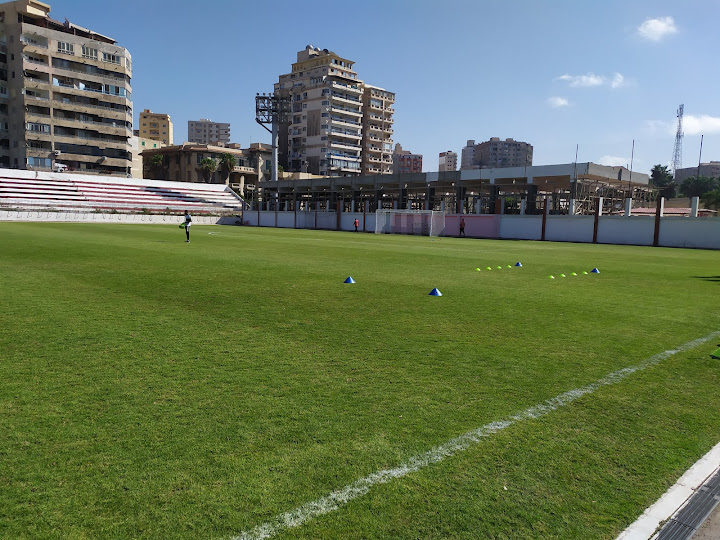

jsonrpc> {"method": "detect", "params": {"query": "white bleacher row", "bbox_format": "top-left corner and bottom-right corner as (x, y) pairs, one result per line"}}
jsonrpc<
(0, 169), (246, 214)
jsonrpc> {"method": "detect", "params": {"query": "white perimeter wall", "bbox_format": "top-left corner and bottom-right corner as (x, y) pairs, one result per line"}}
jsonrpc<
(3, 209), (719, 250)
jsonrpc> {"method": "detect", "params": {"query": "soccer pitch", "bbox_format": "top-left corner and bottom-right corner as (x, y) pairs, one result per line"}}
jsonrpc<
(2, 222), (720, 539)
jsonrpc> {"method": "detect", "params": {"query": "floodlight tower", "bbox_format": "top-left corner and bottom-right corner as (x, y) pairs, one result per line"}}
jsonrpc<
(255, 92), (290, 182)
(671, 104), (684, 175)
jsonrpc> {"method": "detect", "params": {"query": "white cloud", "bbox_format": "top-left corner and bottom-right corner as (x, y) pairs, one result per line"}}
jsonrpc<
(598, 155), (629, 167)
(683, 115), (720, 135)
(610, 73), (625, 89)
(556, 72), (626, 89)
(637, 17), (678, 41)
(557, 73), (604, 87)
(547, 96), (569, 108)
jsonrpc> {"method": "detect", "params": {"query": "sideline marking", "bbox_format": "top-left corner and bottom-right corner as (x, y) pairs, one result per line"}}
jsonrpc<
(232, 332), (720, 540)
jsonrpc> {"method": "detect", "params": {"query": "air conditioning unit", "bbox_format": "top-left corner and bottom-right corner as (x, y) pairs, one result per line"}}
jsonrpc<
(53, 150), (61, 156)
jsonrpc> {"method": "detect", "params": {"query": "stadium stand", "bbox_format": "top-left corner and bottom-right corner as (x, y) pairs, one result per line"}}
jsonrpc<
(0, 169), (246, 214)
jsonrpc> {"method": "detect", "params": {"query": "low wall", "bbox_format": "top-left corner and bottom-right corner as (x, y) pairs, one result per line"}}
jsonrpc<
(4, 209), (718, 250)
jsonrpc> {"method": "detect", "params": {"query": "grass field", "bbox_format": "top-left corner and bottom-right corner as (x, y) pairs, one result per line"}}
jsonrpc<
(2, 222), (720, 539)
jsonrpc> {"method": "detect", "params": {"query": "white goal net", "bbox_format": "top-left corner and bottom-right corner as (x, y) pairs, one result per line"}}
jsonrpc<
(375, 210), (445, 237)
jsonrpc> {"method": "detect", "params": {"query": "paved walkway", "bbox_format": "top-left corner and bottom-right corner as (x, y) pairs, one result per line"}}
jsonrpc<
(617, 442), (720, 540)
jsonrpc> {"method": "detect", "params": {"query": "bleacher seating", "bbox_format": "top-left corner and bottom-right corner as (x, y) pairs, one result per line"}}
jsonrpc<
(0, 169), (246, 214)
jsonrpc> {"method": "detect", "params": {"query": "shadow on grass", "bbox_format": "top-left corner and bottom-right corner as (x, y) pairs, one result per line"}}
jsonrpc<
(692, 276), (720, 284)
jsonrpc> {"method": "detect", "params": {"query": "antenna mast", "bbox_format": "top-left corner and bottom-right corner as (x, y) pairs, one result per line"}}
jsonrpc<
(671, 104), (684, 175)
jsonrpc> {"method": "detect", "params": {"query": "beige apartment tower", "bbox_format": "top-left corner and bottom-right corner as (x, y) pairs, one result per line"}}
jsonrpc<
(274, 45), (394, 177)
(439, 151), (457, 172)
(187, 119), (230, 145)
(139, 109), (172, 145)
(0, 0), (133, 175)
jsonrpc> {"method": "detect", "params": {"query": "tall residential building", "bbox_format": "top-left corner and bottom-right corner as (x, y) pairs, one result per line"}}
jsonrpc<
(392, 143), (422, 174)
(438, 151), (457, 172)
(470, 137), (533, 169)
(139, 109), (172, 145)
(187, 119), (230, 145)
(0, 0), (133, 175)
(460, 139), (476, 170)
(274, 45), (394, 177)
(361, 84), (394, 175)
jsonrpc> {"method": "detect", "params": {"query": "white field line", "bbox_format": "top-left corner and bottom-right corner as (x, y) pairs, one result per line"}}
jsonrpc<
(232, 331), (720, 540)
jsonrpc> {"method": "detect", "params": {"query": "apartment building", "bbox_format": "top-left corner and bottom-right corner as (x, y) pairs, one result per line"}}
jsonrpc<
(462, 138), (533, 169)
(674, 162), (720, 182)
(274, 45), (394, 177)
(392, 143), (422, 174)
(362, 84), (394, 175)
(139, 108), (172, 145)
(460, 140), (476, 170)
(438, 151), (457, 172)
(187, 118), (230, 145)
(0, 0), (133, 175)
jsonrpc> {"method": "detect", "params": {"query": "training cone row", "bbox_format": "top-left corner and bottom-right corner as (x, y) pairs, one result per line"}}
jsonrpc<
(549, 268), (600, 279)
(476, 262), (522, 271)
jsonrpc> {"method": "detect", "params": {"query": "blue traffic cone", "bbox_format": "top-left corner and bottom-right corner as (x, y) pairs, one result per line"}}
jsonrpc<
(429, 288), (442, 296)
(344, 276), (355, 284)
(591, 268), (600, 274)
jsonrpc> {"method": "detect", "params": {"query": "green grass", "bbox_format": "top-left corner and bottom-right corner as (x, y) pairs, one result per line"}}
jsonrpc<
(1, 222), (720, 539)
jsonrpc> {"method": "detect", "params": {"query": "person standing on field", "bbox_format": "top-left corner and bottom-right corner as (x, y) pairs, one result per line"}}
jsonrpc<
(354, 218), (359, 232)
(459, 217), (466, 237)
(183, 210), (192, 242)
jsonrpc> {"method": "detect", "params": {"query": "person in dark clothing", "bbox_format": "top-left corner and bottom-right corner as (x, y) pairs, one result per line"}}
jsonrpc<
(459, 218), (466, 237)
(182, 211), (192, 242)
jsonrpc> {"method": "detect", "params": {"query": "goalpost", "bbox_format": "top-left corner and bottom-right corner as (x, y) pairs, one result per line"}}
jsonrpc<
(375, 209), (445, 237)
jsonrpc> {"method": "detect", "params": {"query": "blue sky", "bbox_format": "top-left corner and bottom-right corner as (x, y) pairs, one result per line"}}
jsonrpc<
(51, 0), (719, 174)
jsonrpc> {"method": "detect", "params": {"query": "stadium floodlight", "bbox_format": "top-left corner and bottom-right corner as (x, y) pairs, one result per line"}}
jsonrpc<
(375, 209), (445, 237)
(255, 92), (290, 183)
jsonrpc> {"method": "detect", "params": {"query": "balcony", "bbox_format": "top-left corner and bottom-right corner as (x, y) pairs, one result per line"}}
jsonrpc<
(329, 116), (360, 127)
(329, 151), (360, 161)
(330, 105), (362, 117)
(330, 140), (361, 152)
(332, 81), (362, 94)
(330, 128), (361, 139)
(331, 92), (361, 104)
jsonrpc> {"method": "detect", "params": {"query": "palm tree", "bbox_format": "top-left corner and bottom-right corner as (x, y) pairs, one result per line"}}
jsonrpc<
(218, 153), (237, 185)
(198, 157), (218, 183)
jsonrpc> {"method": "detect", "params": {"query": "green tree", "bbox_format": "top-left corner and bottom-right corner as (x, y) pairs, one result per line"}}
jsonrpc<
(198, 157), (218, 183)
(218, 153), (237, 184)
(649, 164), (676, 198)
(679, 175), (719, 198)
(700, 189), (720, 210)
(148, 153), (166, 180)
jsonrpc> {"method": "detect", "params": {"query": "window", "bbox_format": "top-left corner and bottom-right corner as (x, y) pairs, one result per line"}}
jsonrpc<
(82, 45), (98, 60)
(322, 100), (329, 106)
(57, 42), (74, 55)
(302, 104), (307, 109)
(321, 113), (329, 117)
(26, 122), (50, 133)
(102, 52), (121, 64)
